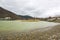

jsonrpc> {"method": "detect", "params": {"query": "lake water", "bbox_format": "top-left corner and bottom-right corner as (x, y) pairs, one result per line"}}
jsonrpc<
(0, 21), (59, 31)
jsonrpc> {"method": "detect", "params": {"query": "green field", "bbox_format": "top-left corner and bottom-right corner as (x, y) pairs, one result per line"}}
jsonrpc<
(0, 20), (58, 32)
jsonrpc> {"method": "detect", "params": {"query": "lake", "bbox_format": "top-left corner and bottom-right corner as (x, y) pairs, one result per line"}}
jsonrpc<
(0, 21), (59, 32)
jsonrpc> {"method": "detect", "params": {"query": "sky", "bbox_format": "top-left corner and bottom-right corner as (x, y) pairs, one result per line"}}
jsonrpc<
(0, 0), (60, 18)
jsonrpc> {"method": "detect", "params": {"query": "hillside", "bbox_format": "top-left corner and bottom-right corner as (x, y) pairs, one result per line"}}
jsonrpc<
(0, 7), (21, 20)
(0, 7), (34, 20)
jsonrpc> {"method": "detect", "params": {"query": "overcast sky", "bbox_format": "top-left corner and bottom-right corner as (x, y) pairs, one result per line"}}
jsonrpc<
(0, 0), (60, 18)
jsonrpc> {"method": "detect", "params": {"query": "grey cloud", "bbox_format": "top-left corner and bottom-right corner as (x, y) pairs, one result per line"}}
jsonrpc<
(0, 0), (60, 18)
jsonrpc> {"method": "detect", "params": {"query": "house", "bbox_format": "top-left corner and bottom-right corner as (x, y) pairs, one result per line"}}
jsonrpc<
(0, 17), (11, 20)
(4, 17), (11, 20)
(47, 17), (57, 21)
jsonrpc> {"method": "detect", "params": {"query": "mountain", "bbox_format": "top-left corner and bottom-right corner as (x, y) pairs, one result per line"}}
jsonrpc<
(0, 7), (33, 20)
(18, 15), (33, 20)
(0, 7), (21, 20)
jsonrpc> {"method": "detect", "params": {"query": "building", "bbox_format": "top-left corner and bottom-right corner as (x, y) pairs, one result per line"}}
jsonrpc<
(4, 17), (11, 20)
(0, 17), (11, 20)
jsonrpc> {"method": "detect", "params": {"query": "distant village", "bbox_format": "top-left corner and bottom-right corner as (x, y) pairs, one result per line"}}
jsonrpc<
(40, 16), (60, 22)
(47, 17), (60, 21)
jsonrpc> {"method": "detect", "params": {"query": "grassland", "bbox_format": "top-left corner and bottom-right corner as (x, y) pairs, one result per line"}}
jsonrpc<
(0, 20), (60, 40)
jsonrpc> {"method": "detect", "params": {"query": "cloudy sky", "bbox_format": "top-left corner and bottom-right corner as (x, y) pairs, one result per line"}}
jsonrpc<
(0, 0), (60, 18)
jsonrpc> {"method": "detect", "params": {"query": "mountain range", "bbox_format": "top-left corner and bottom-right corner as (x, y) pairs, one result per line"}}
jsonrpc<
(0, 7), (33, 20)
